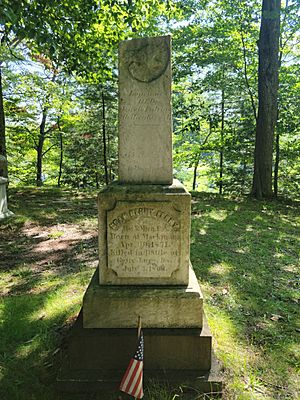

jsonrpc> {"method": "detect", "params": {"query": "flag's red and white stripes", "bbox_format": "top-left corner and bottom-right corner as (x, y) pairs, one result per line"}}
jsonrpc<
(119, 358), (143, 398)
(119, 332), (144, 398)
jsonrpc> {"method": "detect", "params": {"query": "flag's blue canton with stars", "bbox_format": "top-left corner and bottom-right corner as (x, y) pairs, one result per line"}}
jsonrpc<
(134, 333), (143, 361)
(119, 332), (144, 398)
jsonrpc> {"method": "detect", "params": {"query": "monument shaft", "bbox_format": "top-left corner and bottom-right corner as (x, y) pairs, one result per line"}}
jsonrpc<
(118, 35), (173, 184)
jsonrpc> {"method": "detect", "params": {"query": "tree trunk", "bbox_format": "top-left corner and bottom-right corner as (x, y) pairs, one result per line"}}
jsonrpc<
(219, 88), (225, 195)
(252, 0), (281, 199)
(58, 126), (63, 187)
(36, 109), (47, 186)
(0, 64), (7, 178)
(107, 122), (112, 181)
(192, 154), (200, 190)
(102, 91), (109, 185)
(274, 127), (280, 197)
(273, 1), (286, 197)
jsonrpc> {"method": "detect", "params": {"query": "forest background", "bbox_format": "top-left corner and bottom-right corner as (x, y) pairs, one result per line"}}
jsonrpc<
(1, 0), (299, 199)
(0, 2), (299, 399)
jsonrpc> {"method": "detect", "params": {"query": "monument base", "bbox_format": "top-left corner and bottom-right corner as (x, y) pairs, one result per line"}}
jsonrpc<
(0, 177), (14, 220)
(0, 209), (14, 220)
(98, 180), (191, 286)
(57, 311), (223, 397)
(83, 267), (203, 328)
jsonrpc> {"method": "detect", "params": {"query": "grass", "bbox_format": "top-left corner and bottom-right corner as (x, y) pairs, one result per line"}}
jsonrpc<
(190, 192), (299, 400)
(0, 187), (299, 399)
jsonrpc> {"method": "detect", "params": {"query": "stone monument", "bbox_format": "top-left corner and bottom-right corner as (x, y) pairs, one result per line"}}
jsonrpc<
(0, 156), (14, 220)
(58, 36), (222, 396)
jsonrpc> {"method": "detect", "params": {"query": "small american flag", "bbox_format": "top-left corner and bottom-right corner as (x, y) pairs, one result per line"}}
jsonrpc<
(119, 332), (144, 399)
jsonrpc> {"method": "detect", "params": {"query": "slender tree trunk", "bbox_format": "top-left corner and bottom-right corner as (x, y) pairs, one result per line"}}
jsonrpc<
(274, 127), (280, 196)
(192, 119), (213, 191)
(0, 64), (7, 178)
(107, 124), (112, 181)
(192, 154), (200, 190)
(241, 31), (257, 122)
(273, 0), (286, 197)
(252, 0), (281, 199)
(219, 88), (225, 195)
(95, 172), (99, 189)
(57, 123), (63, 187)
(242, 157), (247, 194)
(102, 91), (109, 185)
(36, 109), (47, 186)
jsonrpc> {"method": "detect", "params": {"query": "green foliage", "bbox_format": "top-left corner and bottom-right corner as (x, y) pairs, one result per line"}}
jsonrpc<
(1, 0), (299, 194)
(171, 0), (299, 198)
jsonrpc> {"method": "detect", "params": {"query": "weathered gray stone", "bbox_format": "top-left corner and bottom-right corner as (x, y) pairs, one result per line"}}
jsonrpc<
(83, 267), (203, 329)
(58, 34), (221, 397)
(0, 177), (14, 220)
(98, 179), (190, 285)
(0, 155), (7, 178)
(118, 35), (173, 184)
(58, 312), (223, 396)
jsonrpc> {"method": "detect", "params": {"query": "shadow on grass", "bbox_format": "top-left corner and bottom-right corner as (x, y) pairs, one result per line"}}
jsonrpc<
(0, 285), (80, 400)
(190, 192), (299, 398)
(0, 187), (99, 400)
(6, 186), (98, 226)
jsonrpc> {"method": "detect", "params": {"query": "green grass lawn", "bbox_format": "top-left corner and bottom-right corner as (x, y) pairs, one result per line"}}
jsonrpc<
(0, 187), (299, 400)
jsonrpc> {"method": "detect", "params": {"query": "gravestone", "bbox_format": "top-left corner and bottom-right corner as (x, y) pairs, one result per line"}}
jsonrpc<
(58, 36), (222, 396)
(0, 156), (14, 220)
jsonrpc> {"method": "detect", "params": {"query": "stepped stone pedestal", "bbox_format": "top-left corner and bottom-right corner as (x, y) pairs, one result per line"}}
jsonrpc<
(58, 35), (222, 397)
(83, 266), (203, 329)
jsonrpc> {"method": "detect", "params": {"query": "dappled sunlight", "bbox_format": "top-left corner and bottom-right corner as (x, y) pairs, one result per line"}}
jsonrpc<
(0, 188), (101, 399)
(191, 194), (299, 399)
(15, 336), (41, 360)
(208, 209), (228, 221)
(28, 291), (82, 324)
(206, 306), (256, 368)
(208, 262), (232, 276)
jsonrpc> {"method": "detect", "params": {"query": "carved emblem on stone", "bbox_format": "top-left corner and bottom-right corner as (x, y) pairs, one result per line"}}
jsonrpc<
(124, 37), (170, 83)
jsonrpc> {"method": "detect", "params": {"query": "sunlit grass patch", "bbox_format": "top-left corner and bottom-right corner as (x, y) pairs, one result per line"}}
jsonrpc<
(191, 194), (300, 399)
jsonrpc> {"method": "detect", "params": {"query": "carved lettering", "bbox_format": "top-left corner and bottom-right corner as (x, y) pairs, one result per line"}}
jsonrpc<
(107, 202), (181, 278)
(109, 207), (180, 231)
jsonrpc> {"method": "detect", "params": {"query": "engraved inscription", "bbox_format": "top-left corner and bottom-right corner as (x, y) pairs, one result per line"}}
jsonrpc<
(107, 202), (181, 278)
(120, 89), (170, 125)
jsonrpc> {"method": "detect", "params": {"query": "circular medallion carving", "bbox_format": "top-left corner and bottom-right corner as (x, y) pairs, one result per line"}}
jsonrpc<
(126, 39), (170, 83)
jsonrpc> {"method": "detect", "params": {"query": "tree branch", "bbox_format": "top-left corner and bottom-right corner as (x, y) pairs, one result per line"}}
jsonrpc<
(7, 46), (24, 62)
(22, 126), (38, 148)
(42, 144), (56, 157)
(200, 129), (213, 147)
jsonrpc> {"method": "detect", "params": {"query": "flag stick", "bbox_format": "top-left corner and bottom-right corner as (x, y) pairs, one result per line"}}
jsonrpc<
(135, 316), (142, 400)
(137, 315), (142, 339)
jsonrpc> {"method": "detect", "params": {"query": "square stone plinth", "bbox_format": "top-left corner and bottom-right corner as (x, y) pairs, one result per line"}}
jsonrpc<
(83, 267), (203, 329)
(98, 179), (191, 285)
